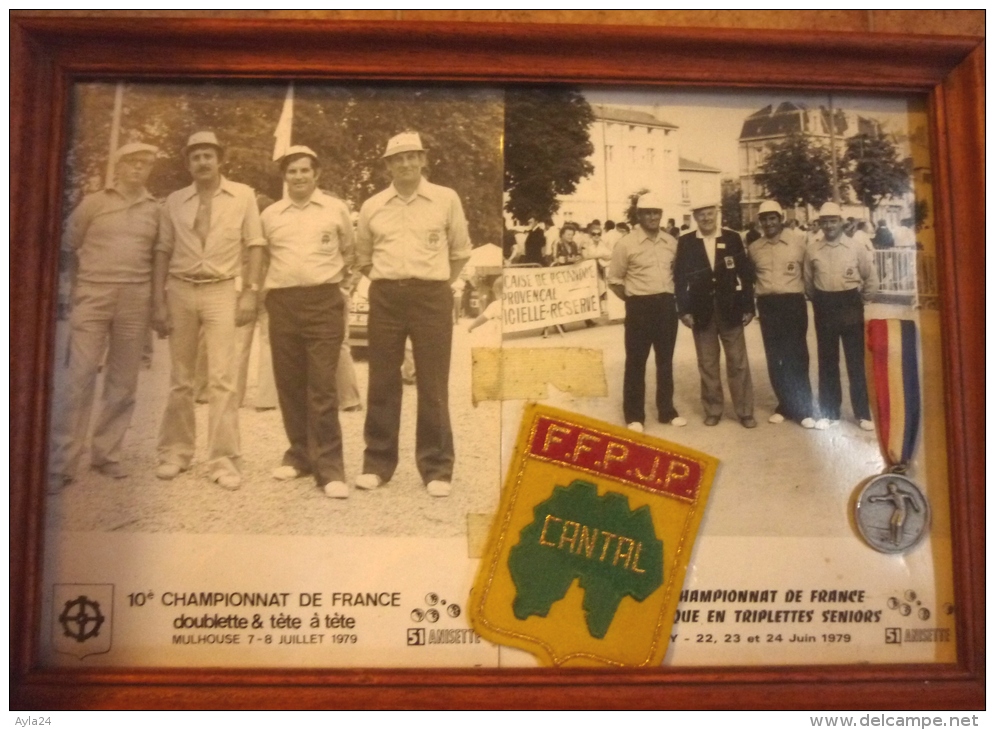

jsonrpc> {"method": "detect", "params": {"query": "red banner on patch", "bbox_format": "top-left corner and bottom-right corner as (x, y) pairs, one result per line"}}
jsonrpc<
(529, 415), (703, 501)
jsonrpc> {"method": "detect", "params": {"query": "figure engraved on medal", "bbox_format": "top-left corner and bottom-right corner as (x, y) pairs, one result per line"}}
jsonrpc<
(855, 474), (930, 554)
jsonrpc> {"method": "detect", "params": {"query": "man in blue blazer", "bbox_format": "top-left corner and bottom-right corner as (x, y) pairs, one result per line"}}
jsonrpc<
(675, 200), (757, 428)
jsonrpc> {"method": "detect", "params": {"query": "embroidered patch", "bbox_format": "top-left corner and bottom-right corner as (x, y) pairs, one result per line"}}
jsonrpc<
(724, 256), (735, 269)
(469, 404), (718, 667)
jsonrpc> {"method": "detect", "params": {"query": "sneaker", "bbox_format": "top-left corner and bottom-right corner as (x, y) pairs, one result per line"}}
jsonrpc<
(859, 419), (875, 431)
(768, 413), (785, 424)
(814, 418), (834, 430)
(354, 473), (383, 491)
(94, 462), (129, 479)
(212, 471), (241, 491)
(323, 481), (349, 499)
(800, 417), (817, 429)
(426, 480), (452, 497)
(669, 416), (687, 427)
(704, 415), (720, 427)
(627, 422), (644, 433)
(342, 404), (363, 412)
(155, 463), (182, 480)
(272, 465), (306, 481)
(740, 416), (758, 429)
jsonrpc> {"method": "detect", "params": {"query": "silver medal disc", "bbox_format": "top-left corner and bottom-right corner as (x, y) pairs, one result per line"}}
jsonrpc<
(854, 473), (930, 554)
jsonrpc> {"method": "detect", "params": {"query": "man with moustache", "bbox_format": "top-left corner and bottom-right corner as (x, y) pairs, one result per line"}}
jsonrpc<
(48, 142), (161, 491)
(804, 201), (879, 431)
(152, 131), (265, 490)
(353, 132), (470, 498)
(748, 200), (817, 429)
(675, 199), (757, 428)
(257, 146), (355, 498)
(606, 192), (686, 432)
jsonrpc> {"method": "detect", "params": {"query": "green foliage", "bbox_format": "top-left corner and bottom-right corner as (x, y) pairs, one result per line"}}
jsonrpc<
(842, 133), (911, 215)
(913, 199), (930, 232)
(721, 178), (743, 230)
(504, 87), (594, 225)
(755, 133), (838, 210)
(63, 82), (504, 245)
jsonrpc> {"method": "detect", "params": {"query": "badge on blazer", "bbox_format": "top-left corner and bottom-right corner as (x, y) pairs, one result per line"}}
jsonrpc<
(724, 256), (735, 269)
(469, 404), (718, 667)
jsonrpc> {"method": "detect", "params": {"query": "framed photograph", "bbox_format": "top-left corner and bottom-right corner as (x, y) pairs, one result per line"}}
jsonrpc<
(10, 17), (984, 709)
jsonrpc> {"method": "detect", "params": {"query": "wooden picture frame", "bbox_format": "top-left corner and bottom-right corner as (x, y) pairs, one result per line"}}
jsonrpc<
(10, 16), (984, 710)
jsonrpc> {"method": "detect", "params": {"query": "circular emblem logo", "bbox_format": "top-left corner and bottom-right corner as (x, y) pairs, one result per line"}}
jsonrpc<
(58, 595), (105, 643)
(854, 474), (930, 554)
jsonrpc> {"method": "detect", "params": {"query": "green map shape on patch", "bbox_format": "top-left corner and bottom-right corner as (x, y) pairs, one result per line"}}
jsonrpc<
(508, 480), (664, 639)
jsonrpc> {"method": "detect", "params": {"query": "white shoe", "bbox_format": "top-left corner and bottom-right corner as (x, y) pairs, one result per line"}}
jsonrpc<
(815, 418), (834, 430)
(670, 416), (687, 427)
(212, 471), (241, 491)
(800, 417), (816, 429)
(859, 419), (875, 431)
(323, 481), (349, 499)
(426, 480), (452, 497)
(354, 473), (383, 490)
(272, 465), (305, 481)
(768, 413), (785, 424)
(627, 422), (644, 433)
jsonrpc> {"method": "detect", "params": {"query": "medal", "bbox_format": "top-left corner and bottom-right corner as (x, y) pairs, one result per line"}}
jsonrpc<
(854, 319), (930, 553)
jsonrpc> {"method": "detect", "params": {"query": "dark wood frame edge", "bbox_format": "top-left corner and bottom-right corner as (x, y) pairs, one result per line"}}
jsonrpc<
(9, 17), (985, 710)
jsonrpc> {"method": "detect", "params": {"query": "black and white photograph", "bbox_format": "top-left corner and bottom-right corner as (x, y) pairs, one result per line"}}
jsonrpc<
(45, 81), (506, 540)
(40, 81), (955, 669)
(496, 87), (955, 666)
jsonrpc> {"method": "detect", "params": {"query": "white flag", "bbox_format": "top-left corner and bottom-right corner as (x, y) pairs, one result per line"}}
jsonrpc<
(272, 83), (294, 161)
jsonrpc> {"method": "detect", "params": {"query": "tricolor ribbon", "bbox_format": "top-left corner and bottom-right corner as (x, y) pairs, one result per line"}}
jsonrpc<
(865, 319), (921, 471)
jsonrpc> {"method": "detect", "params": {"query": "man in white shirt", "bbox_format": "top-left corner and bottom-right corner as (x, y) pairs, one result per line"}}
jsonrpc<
(353, 132), (471, 498)
(152, 131), (265, 490)
(258, 146), (356, 498)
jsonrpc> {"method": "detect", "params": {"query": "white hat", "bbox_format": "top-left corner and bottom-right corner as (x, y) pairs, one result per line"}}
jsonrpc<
(183, 131), (223, 157)
(113, 142), (158, 164)
(691, 198), (720, 212)
(757, 200), (784, 218)
(636, 191), (665, 210)
(382, 132), (425, 158)
(818, 202), (844, 219)
(279, 145), (319, 163)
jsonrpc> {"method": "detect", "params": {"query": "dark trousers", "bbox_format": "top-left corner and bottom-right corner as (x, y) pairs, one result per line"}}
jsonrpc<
(811, 288), (871, 421)
(364, 279), (454, 483)
(266, 284), (345, 485)
(756, 293), (813, 422)
(623, 293), (679, 424)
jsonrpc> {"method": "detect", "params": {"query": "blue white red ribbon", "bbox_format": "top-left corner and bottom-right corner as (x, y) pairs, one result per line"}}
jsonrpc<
(865, 319), (921, 469)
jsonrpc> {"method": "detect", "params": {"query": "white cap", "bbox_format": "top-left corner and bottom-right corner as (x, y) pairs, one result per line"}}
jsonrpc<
(382, 132), (425, 158)
(691, 197), (720, 212)
(818, 202), (844, 219)
(279, 145), (319, 164)
(636, 191), (664, 210)
(757, 200), (784, 218)
(113, 142), (158, 164)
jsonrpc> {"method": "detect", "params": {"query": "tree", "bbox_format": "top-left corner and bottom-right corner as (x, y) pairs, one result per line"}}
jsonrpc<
(61, 82), (505, 246)
(504, 88), (594, 225)
(842, 133), (911, 216)
(721, 178), (743, 231)
(755, 133), (838, 210)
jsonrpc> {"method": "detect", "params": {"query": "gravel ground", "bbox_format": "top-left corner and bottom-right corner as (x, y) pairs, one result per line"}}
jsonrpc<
(46, 320), (503, 537)
(47, 301), (943, 541)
